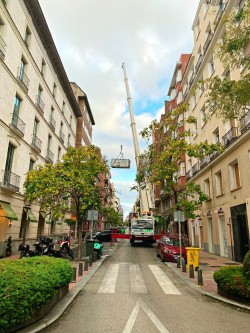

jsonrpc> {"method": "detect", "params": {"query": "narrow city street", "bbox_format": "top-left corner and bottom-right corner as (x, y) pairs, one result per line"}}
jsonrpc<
(41, 241), (250, 333)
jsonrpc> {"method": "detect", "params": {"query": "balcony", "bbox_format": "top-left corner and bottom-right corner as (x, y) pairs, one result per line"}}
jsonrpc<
(49, 115), (56, 131)
(214, 3), (225, 28)
(10, 113), (25, 137)
(222, 127), (238, 147)
(45, 149), (54, 164)
(195, 54), (203, 72)
(203, 31), (213, 55)
(59, 130), (65, 143)
(0, 170), (20, 192)
(200, 155), (210, 169)
(240, 108), (250, 133)
(17, 67), (30, 92)
(36, 95), (45, 114)
(31, 134), (42, 153)
(0, 35), (7, 60)
(186, 169), (192, 181)
(210, 150), (219, 161)
(192, 162), (199, 176)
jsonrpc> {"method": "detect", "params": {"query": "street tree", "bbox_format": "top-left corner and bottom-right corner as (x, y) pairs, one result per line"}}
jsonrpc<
(25, 146), (108, 260)
(101, 207), (123, 228)
(137, 105), (223, 222)
(205, 3), (250, 120)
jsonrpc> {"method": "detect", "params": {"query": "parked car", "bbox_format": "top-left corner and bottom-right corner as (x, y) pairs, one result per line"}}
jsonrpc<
(93, 230), (112, 242)
(157, 235), (187, 262)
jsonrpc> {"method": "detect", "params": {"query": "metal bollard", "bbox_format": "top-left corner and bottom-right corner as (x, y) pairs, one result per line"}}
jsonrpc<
(89, 255), (93, 266)
(84, 258), (89, 271)
(197, 269), (203, 285)
(182, 258), (186, 272)
(93, 252), (97, 262)
(78, 262), (83, 276)
(177, 256), (181, 268)
(189, 264), (194, 278)
(72, 267), (77, 282)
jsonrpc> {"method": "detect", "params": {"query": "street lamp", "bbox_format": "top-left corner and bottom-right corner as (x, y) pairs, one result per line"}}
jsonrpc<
(22, 200), (31, 245)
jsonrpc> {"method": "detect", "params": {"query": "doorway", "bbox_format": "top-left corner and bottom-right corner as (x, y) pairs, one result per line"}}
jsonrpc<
(218, 215), (228, 258)
(207, 217), (214, 253)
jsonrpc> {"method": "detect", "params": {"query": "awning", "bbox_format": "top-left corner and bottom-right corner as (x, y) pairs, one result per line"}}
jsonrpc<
(0, 201), (18, 220)
(28, 210), (37, 222)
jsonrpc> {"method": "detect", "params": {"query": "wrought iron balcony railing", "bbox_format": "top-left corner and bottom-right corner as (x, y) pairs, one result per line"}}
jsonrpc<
(10, 113), (26, 137)
(45, 149), (54, 164)
(36, 95), (45, 113)
(222, 127), (238, 147)
(0, 35), (7, 60)
(186, 169), (192, 181)
(31, 134), (42, 152)
(0, 170), (20, 192)
(200, 155), (210, 169)
(192, 162), (199, 176)
(189, 72), (195, 88)
(214, 3), (225, 27)
(195, 54), (203, 72)
(240, 108), (250, 133)
(59, 130), (65, 142)
(17, 67), (30, 91)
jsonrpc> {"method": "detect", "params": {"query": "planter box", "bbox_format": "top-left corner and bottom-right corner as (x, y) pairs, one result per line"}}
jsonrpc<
(7, 284), (69, 333)
(217, 285), (250, 305)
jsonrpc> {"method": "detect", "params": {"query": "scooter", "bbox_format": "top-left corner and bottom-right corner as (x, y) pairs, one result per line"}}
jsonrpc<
(94, 240), (103, 259)
(51, 237), (74, 260)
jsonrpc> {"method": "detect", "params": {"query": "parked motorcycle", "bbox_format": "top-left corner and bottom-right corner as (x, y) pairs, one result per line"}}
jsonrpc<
(50, 237), (74, 260)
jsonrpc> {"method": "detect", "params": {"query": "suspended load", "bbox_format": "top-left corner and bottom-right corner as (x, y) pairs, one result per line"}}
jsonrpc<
(111, 145), (131, 169)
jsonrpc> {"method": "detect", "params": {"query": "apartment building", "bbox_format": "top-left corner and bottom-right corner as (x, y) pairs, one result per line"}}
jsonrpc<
(71, 82), (95, 147)
(182, 0), (249, 262)
(0, 0), (82, 255)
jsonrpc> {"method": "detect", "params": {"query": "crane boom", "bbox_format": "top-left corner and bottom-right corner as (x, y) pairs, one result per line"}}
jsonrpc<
(122, 63), (153, 214)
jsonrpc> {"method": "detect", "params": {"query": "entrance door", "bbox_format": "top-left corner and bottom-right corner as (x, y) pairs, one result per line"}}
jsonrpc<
(207, 217), (214, 253)
(218, 215), (228, 257)
(231, 204), (249, 262)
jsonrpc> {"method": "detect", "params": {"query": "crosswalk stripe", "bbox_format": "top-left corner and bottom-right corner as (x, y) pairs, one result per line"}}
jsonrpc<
(129, 264), (148, 294)
(148, 265), (181, 295)
(98, 264), (119, 293)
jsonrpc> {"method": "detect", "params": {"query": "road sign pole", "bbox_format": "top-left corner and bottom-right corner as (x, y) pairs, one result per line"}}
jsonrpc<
(178, 210), (182, 265)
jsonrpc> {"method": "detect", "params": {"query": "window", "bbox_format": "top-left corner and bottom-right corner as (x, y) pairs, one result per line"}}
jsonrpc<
(41, 59), (46, 76)
(70, 115), (72, 127)
(191, 95), (196, 110)
(57, 147), (61, 162)
(215, 171), (223, 196)
(33, 118), (39, 136)
(53, 83), (57, 97)
(47, 135), (52, 150)
(13, 95), (21, 116)
(204, 178), (210, 198)
(62, 101), (65, 114)
(212, 127), (220, 143)
(5, 143), (15, 172)
(178, 162), (185, 177)
(177, 91), (183, 105)
(176, 69), (182, 82)
(200, 107), (206, 127)
(29, 159), (35, 171)
(24, 26), (31, 47)
(196, 20), (200, 40)
(20, 57), (26, 79)
(208, 57), (215, 76)
(67, 134), (71, 147)
(229, 160), (241, 190)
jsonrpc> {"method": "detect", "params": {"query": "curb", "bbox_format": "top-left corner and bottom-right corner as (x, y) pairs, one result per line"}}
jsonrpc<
(165, 262), (250, 311)
(17, 255), (108, 333)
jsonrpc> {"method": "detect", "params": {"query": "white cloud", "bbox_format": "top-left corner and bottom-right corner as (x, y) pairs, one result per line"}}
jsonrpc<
(39, 0), (200, 218)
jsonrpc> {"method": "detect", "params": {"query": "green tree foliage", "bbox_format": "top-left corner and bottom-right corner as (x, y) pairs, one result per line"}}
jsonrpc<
(24, 146), (108, 260)
(206, 3), (250, 120)
(101, 207), (123, 227)
(137, 105), (223, 219)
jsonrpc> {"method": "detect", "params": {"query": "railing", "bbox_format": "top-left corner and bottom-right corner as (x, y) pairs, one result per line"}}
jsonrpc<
(183, 86), (189, 99)
(200, 155), (210, 169)
(0, 35), (7, 59)
(17, 67), (30, 91)
(49, 115), (56, 130)
(45, 149), (54, 164)
(0, 170), (20, 192)
(31, 134), (42, 152)
(186, 169), (192, 181)
(10, 113), (26, 136)
(195, 54), (203, 72)
(210, 150), (219, 161)
(214, 3), (225, 27)
(59, 130), (65, 142)
(203, 31), (213, 55)
(192, 162), (199, 176)
(240, 108), (250, 133)
(222, 127), (238, 147)
(36, 95), (45, 113)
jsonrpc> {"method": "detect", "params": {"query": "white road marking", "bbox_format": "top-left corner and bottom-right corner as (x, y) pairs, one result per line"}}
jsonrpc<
(129, 264), (147, 293)
(122, 297), (169, 333)
(148, 265), (181, 295)
(98, 264), (119, 293)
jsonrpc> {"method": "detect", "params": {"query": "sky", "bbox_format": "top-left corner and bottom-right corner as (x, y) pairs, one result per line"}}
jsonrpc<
(39, 0), (200, 219)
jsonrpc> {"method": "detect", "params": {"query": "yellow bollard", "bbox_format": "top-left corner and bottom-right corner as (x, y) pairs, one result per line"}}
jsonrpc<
(186, 247), (201, 271)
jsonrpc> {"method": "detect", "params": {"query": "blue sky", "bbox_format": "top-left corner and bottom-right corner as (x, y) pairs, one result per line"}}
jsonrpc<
(39, 0), (200, 219)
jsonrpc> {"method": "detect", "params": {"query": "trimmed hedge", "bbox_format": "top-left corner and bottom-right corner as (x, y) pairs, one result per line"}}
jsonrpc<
(213, 265), (250, 301)
(243, 250), (250, 275)
(0, 256), (73, 333)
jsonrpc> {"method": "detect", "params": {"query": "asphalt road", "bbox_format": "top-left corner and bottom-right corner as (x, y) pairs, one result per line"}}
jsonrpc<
(42, 240), (250, 333)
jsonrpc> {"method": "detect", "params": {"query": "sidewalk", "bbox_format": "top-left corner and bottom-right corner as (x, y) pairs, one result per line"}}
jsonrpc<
(165, 250), (250, 311)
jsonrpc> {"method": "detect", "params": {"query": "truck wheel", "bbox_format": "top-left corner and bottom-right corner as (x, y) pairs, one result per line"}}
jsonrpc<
(130, 239), (134, 245)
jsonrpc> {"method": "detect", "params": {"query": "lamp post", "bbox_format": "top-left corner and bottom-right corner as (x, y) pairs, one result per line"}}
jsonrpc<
(20, 200), (31, 258)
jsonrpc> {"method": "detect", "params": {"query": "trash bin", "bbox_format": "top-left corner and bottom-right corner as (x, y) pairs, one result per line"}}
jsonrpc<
(186, 247), (201, 271)
(86, 240), (94, 258)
